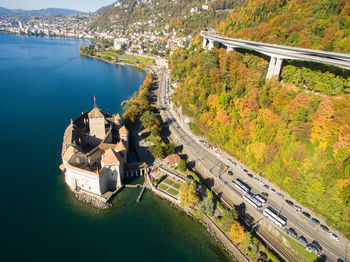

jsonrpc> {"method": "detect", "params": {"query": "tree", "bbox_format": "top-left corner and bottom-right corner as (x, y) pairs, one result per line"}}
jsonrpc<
(178, 159), (187, 172)
(179, 181), (200, 207)
(221, 208), (238, 233)
(198, 197), (214, 216)
(229, 221), (246, 244)
(140, 110), (159, 129)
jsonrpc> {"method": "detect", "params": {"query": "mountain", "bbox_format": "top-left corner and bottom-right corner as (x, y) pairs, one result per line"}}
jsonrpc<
(92, 0), (246, 36)
(0, 7), (86, 17)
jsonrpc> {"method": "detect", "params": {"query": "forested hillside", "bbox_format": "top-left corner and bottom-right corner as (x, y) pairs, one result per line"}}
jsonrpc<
(218, 0), (350, 53)
(170, 32), (350, 236)
(92, 0), (245, 35)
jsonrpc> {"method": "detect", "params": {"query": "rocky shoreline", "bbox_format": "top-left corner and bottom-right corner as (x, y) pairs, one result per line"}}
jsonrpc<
(162, 198), (239, 261)
(74, 191), (111, 209)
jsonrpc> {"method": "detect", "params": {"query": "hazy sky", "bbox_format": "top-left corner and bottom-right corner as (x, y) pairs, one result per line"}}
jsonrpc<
(0, 0), (114, 12)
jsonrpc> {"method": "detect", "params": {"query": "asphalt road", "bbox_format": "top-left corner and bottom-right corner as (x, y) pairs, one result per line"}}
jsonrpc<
(155, 67), (350, 262)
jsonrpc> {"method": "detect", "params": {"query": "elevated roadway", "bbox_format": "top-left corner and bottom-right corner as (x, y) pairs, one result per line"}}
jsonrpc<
(201, 31), (350, 79)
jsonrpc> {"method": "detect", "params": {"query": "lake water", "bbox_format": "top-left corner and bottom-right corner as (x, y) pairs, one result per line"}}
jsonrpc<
(0, 33), (231, 262)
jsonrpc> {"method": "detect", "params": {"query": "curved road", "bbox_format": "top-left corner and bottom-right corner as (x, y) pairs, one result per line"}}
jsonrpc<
(156, 67), (350, 262)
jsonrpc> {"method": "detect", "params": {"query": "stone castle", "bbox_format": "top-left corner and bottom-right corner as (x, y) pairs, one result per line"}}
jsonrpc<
(61, 106), (129, 197)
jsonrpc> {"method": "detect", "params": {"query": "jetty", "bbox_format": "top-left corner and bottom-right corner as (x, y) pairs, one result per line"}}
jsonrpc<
(125, 184), (142, 188)
(136, 184), (146, 203)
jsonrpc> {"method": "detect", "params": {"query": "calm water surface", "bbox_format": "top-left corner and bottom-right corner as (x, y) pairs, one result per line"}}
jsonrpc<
(0, 33), (231, 262)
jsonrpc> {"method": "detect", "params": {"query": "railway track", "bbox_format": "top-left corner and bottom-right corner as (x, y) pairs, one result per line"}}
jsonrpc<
(256, 228), (299, 262)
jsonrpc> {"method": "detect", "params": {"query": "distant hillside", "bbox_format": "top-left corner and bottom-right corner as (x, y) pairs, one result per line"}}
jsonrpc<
(217, 0), (350, 53)
(92, 0), (246, 35)
(0, 7), (86, 17)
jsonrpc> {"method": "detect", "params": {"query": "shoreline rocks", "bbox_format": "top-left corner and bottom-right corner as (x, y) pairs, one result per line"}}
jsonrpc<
(74, 191), (111, 209)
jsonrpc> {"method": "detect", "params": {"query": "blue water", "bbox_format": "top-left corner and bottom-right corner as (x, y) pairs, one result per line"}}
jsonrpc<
(0, 33), (231, 262)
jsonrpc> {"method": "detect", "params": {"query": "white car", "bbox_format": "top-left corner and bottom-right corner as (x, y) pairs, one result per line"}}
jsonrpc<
(329, 232), (340, 241)
(295, 205), (302, 213)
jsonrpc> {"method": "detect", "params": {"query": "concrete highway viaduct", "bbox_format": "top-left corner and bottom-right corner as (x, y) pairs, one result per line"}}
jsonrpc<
(201, 31), (350, 80)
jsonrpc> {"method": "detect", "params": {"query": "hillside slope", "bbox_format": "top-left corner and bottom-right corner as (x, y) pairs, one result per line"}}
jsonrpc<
(170, 1), (350, 237)
(217, 0), (350, 53)
(92, 0), (245, 35)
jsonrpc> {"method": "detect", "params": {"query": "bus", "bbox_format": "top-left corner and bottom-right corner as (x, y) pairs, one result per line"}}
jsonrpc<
(256, 194), (267, 204)
(232, 178), (251, 193)
(243, 192), (263, 209)
(263, 206), (287, 228)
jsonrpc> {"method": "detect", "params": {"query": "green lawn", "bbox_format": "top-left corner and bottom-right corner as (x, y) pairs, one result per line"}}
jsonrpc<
(163, 178), (175, 186)
(167, 188), (179, 196)
(284, 234), (318, 261)
(158, 184), (168, 191)
(173, 183), (181, 189)
(118, 59), (136, 65)
(123, 53), (155, 65)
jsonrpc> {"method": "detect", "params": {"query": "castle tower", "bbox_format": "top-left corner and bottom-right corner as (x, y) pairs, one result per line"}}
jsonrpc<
(119, 125), (129, 153)
(101, 148), (123, 188)
(88, 107), (105, 139)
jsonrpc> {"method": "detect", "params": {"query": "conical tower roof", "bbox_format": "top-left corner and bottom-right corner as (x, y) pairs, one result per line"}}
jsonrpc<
(101, 148), (121, 164)
(88, 108), (104, 118)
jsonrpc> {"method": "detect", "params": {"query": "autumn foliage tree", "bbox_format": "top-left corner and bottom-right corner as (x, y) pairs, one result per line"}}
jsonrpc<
(229, 221), (246, 244)
(179, 181), (200, 208)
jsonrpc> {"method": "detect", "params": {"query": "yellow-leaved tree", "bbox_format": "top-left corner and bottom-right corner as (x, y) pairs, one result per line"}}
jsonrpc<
(229, 221), (246, 244)
(179, 181), (200, 208)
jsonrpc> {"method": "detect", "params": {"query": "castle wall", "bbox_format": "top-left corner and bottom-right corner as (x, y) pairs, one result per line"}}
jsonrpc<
(103, 128), (113, 143)
(64, 164), (102, 195)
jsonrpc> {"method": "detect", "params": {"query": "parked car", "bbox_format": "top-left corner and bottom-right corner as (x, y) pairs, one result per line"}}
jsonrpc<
(243, 169), (248, 173)
(261, 192), (269, 198)
(247, 173), (253, 178)
(337, 258), (345, 262)
(320, 254), (327, 261)
(312, 240), (322, 253)
(306, 244), (318, 254)
(286, 199), (294, 206)
(320, 224), (329, 232)
(227, 170), (233, 176)
(299, 235), (308, 246)
(287, 228), (298, 238)
(302, 211), (311, 218)
(329, 232), (340, 241)
(259, 180), (264, 185)
(311, 218), (320, 225)
(254, 177), (260, 182)
(264, 184), (269, 189)
(277, 193), (284, 198)
(270, 188), (276, 192)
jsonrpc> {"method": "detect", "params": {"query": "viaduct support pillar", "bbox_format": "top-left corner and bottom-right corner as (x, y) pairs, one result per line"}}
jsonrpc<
(273, 58), (283, 78)
(208, 40), (214, 50)
(202, 37), (208, 49)
(266, 57), (283, 80)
